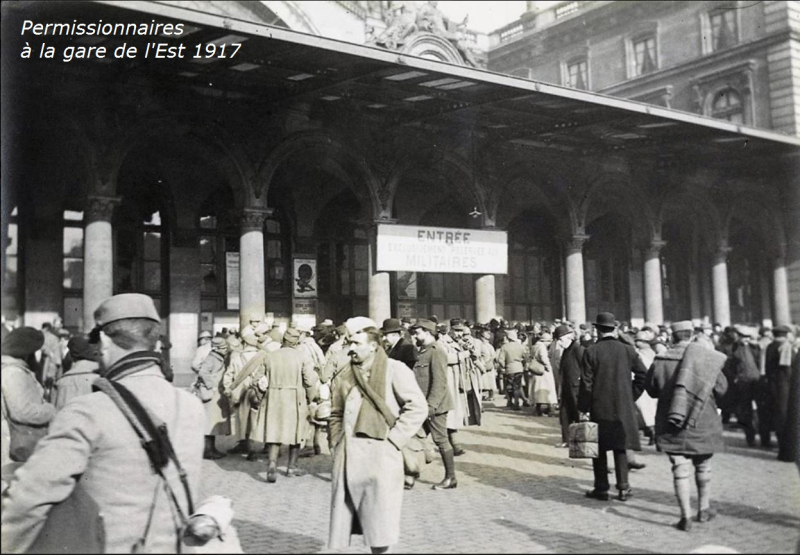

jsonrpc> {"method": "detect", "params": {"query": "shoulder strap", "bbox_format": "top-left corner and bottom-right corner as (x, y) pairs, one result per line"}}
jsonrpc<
(94, 378), (195, 517)
(230, 351), (267, 391)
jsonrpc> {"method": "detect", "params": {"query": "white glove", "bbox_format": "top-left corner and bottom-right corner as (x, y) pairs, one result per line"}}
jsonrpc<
(257, 375), (269, 392)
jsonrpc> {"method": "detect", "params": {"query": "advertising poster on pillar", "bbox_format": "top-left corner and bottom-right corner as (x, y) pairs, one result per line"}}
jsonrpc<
(225, 252), (240, 310)
(377, 224), (508, 274)
(292, 257), (318, 299)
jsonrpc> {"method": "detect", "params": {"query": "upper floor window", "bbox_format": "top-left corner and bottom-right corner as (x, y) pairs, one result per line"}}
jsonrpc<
(632, 35), (657, 77)
(711, 10), (737, 51)
(566, 58), (589, 90)
(711, 88), (744, 123)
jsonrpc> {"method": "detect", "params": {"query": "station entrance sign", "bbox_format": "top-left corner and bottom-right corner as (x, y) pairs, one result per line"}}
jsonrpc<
(377, 224), (507, 274)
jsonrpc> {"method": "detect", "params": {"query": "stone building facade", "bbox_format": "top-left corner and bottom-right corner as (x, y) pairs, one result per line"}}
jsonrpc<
(2, 1), (798, 384)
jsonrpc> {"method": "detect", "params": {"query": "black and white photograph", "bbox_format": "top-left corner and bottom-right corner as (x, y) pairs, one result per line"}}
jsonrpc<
(1, 1), (799, 553)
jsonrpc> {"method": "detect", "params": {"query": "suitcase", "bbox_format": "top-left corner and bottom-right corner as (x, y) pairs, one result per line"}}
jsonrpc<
(568, 421), (599, 459)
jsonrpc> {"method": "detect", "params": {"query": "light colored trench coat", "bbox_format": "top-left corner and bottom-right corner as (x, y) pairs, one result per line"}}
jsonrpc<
(1, 365), (205, 554)
(53, 359), (99, 411)
(222, 345), (262, 441)
(249, 345), (319, 445)
(328, 358), (427, 549)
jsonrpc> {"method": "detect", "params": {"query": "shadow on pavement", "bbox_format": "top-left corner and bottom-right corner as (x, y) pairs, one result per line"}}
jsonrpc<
(465, 427), (566, 448)
(495, 518), (657, 554)
(458, 441), (592, 470)
(234, 519), (325, 554)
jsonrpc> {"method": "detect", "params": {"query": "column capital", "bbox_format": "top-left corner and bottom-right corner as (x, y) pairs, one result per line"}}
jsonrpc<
(645, 239), (667, 258)
(240, 207), (272, 232)
(85, 195), (120, 224)
(713, 244), (733, 263)
(565, 234), (590, 253)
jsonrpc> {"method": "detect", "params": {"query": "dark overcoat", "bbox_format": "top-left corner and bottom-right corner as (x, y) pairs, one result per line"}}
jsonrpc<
(388, 337), (418, 370)
(579, 336), (646, 451)
(412, 342), (453, 415)
(645, 342), (728, 455)
(559, 340), (585, 422)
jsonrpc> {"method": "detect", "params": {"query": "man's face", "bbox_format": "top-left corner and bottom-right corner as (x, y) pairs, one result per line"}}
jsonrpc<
(347, 332), (377, 365)
(384, 331), (401, 349)
(557, 334), (573, 349)
(412, 328), (431, 348)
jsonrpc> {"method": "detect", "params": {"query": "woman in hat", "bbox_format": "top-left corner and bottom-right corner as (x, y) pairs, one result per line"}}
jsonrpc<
(1, 327), (56, 464)
(53, 335), (99, 411)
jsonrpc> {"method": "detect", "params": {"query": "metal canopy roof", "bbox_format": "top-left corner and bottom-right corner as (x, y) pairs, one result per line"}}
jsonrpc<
(4, 0), (800, 164)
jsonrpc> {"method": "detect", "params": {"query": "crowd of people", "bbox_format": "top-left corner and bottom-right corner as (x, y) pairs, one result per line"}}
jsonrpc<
(1, 297), (799, 553)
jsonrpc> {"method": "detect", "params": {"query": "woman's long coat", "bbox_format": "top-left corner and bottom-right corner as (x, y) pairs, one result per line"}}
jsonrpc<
(531, 342), (558, 405)
(579, 337), (647, 451)
(645, 342), (728, 455)
(328, 358), (427, 550)
(198, 350), (231, 436)
(250, 346), (318, 445)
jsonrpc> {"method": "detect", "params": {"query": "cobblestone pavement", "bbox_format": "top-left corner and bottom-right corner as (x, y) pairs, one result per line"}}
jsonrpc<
(200, 400), (800, 553)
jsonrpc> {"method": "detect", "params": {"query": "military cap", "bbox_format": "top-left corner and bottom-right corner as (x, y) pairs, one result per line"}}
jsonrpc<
(93, 293), (160, 327)
(282, 327), (301, 346)
(450, 318), (467, 331)
(345, 317), (378, 336)
(635, 331), (651, 341)
(381, 318), (403, 334)
(295, 322), (313, 334)
(671, 320), (693, 333)
(409, 318), (436, 334)
(254, 323), (270, 336)
(401, 316), (412, 324)
(67, 335), (96, 361)
(772, 324), (791, 336)
(198, 330), (213, 340)
(553, 324), (573, 340)
(733, 324), (755, 338)
(211, 336), (228, 350)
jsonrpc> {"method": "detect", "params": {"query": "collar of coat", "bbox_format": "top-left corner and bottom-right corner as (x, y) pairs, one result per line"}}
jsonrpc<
(655, 342), (690, 361)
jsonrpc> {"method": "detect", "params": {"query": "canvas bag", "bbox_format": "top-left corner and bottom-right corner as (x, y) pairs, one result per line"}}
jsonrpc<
(568, 421), (599, 459)
(0, 365), (49, 463)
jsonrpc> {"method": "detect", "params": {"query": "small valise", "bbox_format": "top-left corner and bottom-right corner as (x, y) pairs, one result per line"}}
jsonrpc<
(568, 421), (599, 459)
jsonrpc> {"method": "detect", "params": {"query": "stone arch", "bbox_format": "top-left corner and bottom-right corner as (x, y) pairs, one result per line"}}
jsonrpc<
(579, 172), (658, 242)
(657, 186), (724, 248)
(387, 149), (488, 226)
(105, 115), (256, 209)
(723, 192), (787, 257)
(401, 33), (464, 65)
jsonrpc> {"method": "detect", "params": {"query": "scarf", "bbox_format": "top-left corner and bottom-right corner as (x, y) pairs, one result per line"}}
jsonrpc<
(101, 351), (166, 382)
(351, 347), (395, 440)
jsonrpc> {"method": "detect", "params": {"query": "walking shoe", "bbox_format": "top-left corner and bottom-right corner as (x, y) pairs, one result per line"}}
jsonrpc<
(676, 517), (692, 531)
(246, 452), (258, 462)
(628, 461), (646, 471)
(286, 467), (306, 477)
(584, 489), (609, 501)
(203, 450), (225, 460)
(404, 476), (416, 490)
(617, 488), (633, 502)
(431, 478), (458, 490)
(452, 447), (466, 457)
(696, 508), (718, 523)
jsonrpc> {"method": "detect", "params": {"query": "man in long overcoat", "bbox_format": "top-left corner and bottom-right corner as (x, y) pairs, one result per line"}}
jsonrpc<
(382, 318), (417, 370)
(579, 312), (647, 501)
(222, 327), (263, 459)
(1, 294), (204, 553)
(645, 321), (728, 531)
(765, 325), (798, 461)
(249, 328), (319, 482)
(554, 325), (583, 447)
(197, 336), (231, 459)
(328, 317), (427, 553)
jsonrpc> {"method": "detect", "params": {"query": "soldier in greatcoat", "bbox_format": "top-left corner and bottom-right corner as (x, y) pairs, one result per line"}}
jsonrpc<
(328, 317), (427, 553)
(1, 293), (204, 553)
(197, 336), (231, 459)
(249, 328), (319, 482)
(579, 312), (647, 502)
(222, 327), (263, 460)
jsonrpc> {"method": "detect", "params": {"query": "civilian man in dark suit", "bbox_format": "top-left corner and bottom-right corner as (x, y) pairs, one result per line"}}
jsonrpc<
(382, 318), (417, 370)
(579, 312), (647, 502)
(410, 319), (457, 490)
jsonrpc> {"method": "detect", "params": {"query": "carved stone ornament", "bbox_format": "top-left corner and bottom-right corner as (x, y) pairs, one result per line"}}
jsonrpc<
(240, 208), (272, 231)
(85, 195), (121, 223)
(566, 234), (590, 253)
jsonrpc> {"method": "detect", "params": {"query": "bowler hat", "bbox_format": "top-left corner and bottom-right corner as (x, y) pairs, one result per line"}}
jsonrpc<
(553, 324), (573, 340)
(94, 293), (161, 327)
(2, 327), (45, 358)
(593, 312), (617, 328)
(409, 318), (436, 334)
(381, 318), (403, 334)
(671, 320), (693, 334)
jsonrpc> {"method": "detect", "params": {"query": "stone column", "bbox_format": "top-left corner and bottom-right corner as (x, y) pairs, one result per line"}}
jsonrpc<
(475, 274), (496, 324)
(773, 256), (792, 326)
(644, 240), (666, 325)
(83, 196), (119, 331)
(628, 247), (645, 328)
(239, 208), (270, 329)
(712, 245), (732, 327)
(367, 222), (392, 324)
(565, 234), (589, 325)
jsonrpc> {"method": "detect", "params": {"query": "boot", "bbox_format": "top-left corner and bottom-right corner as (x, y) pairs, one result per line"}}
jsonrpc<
(286, 444), (306, 477)
(448, 430), (466, 457)
(266, 443), (279, 483)
(203, 436), (225, 460)
(244, 440), (257, 461)
(227, 440), (248, 454)
(432, 447), (457, 490)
